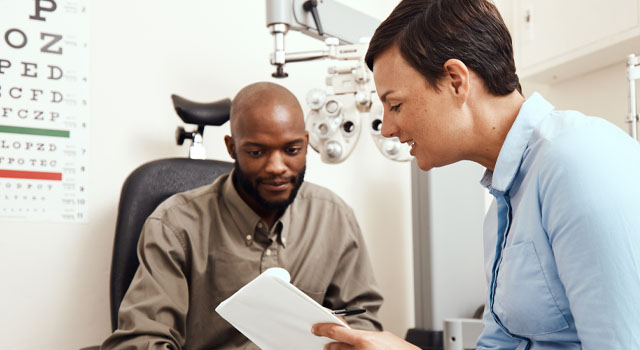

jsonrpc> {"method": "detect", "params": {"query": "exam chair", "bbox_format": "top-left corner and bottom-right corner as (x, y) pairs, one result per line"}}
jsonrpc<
(108, 95), (233, 331)
(80, 95), (233, 350)
(108, 156), (233, 330)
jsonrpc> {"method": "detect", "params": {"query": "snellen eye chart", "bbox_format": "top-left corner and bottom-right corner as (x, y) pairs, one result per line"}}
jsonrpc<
(0, 0), (90, 223)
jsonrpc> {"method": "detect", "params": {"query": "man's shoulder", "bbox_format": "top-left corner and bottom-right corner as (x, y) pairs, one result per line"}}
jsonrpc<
(295, 181), (352, 211)
(148, 174), (227, 221)
(292, 182), (361, 235)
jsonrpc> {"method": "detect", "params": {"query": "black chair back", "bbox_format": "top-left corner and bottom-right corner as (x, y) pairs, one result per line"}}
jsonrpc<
(109, 157), (233, 330)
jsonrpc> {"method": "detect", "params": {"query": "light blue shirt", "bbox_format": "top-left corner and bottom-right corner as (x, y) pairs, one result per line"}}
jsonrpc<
(477, 93), (640, 350)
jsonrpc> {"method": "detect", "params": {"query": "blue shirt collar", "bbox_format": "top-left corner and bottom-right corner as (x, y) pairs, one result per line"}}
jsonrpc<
(481, 92), (555, 193)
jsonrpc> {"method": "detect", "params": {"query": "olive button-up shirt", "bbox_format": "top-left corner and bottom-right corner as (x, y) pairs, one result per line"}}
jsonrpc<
(101, 173), (383, 350)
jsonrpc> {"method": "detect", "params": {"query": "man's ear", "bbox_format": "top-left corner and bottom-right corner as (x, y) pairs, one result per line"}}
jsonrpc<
(443, 59), (470, 100)
(224, 135), (236, 159)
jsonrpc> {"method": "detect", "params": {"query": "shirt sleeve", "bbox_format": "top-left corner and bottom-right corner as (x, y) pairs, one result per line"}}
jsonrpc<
(101, 217), (190, 350)
(538, 127), (640, 349)
(321, 208), (384, 331)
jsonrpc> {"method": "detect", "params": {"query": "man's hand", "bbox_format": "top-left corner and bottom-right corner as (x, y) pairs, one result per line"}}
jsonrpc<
(312, 323), (421, 350)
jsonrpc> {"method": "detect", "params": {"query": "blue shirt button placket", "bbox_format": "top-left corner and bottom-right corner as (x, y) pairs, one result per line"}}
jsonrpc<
(488, 192), (531, 349)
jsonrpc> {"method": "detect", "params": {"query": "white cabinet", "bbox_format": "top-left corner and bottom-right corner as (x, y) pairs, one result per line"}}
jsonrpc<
(513, 0), (640, 83)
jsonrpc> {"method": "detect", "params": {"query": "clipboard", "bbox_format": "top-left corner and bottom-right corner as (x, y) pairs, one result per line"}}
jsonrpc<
(215, 268), (348, 350)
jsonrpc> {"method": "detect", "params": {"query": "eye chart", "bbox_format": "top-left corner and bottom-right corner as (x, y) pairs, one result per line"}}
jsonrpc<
(0, 0), (89, 222)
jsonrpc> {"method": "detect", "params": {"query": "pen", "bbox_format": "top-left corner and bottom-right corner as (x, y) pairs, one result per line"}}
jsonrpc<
(332, 308), (366, 316)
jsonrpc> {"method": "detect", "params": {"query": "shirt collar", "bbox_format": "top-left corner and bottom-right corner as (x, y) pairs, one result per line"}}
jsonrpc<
(484, 92), (554, 193)
(222, 169), (292, 247)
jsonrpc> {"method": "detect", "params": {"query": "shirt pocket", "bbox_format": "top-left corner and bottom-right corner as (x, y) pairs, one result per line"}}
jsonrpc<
(211, 258), (257, 292)
(494, 240), (569, 336)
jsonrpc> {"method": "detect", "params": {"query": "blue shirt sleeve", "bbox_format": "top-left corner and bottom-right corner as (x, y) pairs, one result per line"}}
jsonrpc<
(538, 123), (640, 349)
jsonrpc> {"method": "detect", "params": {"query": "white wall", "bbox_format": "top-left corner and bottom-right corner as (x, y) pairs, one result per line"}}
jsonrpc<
(1, 1), (415, 349)
(525, 63), (628, 130)
(494, 0), (631, 129)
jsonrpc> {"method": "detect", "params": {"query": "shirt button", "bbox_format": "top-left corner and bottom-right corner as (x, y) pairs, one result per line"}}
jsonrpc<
(245, 235), (252, 241)
(281, 237), (287, 244)
(257, 222), (263, 229)
(265, 249), (271, 256)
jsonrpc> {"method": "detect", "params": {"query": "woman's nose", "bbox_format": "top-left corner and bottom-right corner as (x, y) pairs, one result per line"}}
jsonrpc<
(380, 112), (398, 138)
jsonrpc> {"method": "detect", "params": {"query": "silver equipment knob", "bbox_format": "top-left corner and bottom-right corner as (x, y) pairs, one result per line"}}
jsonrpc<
(325, 141), (343, 159)
(306, 89), (327, 110)
(325, 99), (341, 116)
(383, 139), (399, 155)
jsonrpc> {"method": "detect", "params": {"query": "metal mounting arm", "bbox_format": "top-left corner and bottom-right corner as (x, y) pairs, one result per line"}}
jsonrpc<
(265, 0), (379, 77)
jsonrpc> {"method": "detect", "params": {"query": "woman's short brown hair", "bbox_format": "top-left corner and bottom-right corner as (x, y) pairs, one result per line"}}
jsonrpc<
(365, 0), (521, 96)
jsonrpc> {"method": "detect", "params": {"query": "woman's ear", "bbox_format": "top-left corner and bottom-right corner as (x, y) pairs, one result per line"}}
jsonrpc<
(443, 58), (470, 101)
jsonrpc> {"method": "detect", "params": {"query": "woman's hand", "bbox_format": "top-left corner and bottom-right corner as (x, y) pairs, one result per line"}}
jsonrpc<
(312, 323), (421, 350)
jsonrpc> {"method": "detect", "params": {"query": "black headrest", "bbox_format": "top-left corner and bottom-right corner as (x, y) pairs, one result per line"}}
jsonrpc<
(171, 94), (231, 126)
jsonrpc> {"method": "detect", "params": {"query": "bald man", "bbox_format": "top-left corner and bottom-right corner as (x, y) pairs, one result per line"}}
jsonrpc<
(101, 82), (383, 350)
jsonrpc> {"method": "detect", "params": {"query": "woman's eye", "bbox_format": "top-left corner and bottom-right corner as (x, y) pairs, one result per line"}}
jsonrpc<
(390, 103), (402, 112)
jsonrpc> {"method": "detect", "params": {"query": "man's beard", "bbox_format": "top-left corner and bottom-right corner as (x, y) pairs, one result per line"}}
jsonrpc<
(232, 162), (306, 212)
